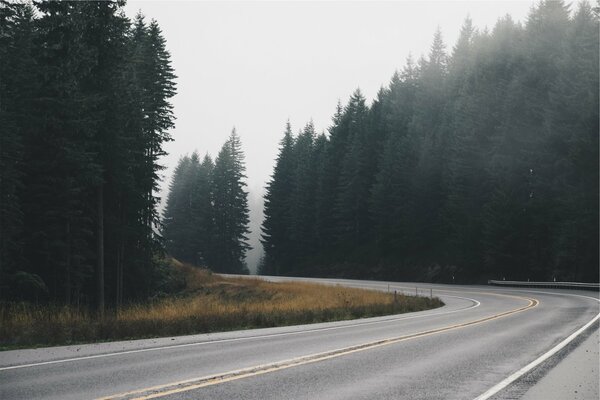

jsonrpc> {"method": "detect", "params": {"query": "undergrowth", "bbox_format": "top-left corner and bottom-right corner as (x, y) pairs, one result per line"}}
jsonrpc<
(0, 262), (443, 348)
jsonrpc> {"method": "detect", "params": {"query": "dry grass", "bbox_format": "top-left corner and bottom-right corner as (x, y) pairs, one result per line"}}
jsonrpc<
(0, 263), (443, 348)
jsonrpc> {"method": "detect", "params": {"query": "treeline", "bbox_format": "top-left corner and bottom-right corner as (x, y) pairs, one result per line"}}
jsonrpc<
(261, 1), (599, 283)
(0, 2), (176, 309)
(162, 130), (250, 274)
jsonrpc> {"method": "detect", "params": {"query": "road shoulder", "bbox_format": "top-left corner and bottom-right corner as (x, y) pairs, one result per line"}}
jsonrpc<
(521, 326), (599, 400)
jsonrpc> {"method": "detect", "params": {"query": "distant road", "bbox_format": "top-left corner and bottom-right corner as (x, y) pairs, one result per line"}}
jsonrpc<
(1, 277), (598, 400)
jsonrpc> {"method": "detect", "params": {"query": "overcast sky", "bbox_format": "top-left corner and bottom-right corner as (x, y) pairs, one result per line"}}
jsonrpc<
(123, 0), (536, 271)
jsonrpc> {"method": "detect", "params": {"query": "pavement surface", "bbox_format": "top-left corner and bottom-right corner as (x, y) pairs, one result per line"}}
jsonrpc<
(0, 277), (598, 400)
(520, 326), (599, 400)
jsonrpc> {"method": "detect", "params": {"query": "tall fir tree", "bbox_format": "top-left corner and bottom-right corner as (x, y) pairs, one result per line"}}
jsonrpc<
(261, 122), (296, 275)
(334, 89), (371, 250)
(163, 154), (197, 264)
(0, 3), (36, 298)
(211, 129), (250, 274)
(192, 154), (216, 267)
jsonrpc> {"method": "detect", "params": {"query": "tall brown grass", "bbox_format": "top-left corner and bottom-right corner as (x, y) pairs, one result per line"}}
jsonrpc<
(0, 263), (443, 348)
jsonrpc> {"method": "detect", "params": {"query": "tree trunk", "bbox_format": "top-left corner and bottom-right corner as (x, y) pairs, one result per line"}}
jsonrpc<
(96, 184), (105, 317)
(65, 218), (71, 305)
(115, 244), (122, 308)
(116, 205), (124, 309)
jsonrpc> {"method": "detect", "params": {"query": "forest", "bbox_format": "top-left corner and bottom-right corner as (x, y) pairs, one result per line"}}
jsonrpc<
(1, 1), (598, 313)
(260, 1), (599, 283)
(162, 130), (251, 275)
(0, 1), (176, 310)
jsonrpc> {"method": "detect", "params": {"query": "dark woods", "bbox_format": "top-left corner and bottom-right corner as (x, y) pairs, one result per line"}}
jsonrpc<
(1, 0), (598, 312)
(260, 1), (599, 284)
(0, 1), (176, 309)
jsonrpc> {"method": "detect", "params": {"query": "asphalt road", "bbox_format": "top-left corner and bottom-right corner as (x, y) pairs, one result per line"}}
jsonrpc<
(1, 277), (598, 400)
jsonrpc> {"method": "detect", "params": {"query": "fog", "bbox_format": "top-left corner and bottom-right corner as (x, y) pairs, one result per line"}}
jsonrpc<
(123, 1), (535, 272)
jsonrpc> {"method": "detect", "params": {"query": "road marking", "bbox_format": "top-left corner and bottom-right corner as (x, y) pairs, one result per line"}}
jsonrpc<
(281, 281), (600, 400)
(473, 293), (600, 400)
(96, 296), (537, 400)
(0, 294), (479, 372)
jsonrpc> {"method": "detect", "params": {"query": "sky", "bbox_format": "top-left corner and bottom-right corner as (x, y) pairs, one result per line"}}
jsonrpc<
(123, 0), (536, 272)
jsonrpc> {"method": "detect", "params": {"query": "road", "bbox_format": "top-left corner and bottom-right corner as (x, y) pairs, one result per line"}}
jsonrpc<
(1, 277), (598, 400)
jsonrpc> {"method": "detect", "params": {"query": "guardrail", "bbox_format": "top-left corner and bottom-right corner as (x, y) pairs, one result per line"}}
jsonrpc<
(488, 280), (600, 291)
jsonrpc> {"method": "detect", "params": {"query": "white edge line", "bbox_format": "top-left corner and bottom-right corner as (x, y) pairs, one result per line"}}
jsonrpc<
(0, 293), (479, 372)
(473, 293), (600, 400)
(97, 297), (531, 400)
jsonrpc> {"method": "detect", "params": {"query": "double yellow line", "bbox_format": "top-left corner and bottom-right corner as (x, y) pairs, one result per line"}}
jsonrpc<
(98, 293), (538, 400)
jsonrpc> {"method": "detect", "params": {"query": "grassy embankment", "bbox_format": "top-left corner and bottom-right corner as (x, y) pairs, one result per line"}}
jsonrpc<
(0, 261), (443, 349)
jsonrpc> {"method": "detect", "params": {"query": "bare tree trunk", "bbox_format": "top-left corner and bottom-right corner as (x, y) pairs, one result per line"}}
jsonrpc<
(97, 185), (105, 317)
(116, 222), (124, 309)
(115, 246), (121, 308)
(65, 219), (71, 305)
(115, 198), (122, 309)
(119, 238), (125, 306)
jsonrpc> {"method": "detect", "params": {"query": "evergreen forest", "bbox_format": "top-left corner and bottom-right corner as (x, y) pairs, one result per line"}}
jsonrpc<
(162, 130), (251, 275)
(260, 1), (599, 283)
(1, 0), (598, 314)
(0, 1), (176, 310)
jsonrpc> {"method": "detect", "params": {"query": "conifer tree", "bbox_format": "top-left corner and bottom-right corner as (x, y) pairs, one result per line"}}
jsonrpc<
(163, 155), (195, 263)
(0, 2), (178, 305)
(289, 122), (318, 262)
(313, 102), (345, 258)
(192, 155), (216, 266)
(409, 30), (449, 264)
(0, 3), (35, 297)
(335, 90), (371, 249)
(261, 122), (296, 275)
(212, 129), (250, 274)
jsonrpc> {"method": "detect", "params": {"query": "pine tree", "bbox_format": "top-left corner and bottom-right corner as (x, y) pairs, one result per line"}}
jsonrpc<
(335, 89), (371, 250)
(314, 102), (344, 259)
(126, 14), (177, 300)
(192, 154), (216, 267)
(212, 129), (250, 274)
(20, 2), (104, 304)
(371, 133), (419, 278)
(288, 122), (318, 264)
(261, 122), (296, 275)
(0, 3), (36, 298)
(408, 30), (450, 266)
(163, 155), (195, 263)
(442, 18), (489, 279)
(310, 132), (329, 259)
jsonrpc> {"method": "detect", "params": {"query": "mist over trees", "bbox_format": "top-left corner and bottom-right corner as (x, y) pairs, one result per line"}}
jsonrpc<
(261, 1), (599, 283)
(0, 2), (176, 308)
(1, 0), (597, 312)
(162, 130), (251, 274)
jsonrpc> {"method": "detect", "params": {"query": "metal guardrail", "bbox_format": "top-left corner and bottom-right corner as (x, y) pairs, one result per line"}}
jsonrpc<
(488, 280), (600, 291)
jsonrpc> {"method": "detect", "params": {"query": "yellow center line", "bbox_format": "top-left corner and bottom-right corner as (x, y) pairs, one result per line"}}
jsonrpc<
(97, 293), (539, 400)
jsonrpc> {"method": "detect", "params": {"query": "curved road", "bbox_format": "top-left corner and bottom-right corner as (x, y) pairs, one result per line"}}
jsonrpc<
(1, 277), (598, 400)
